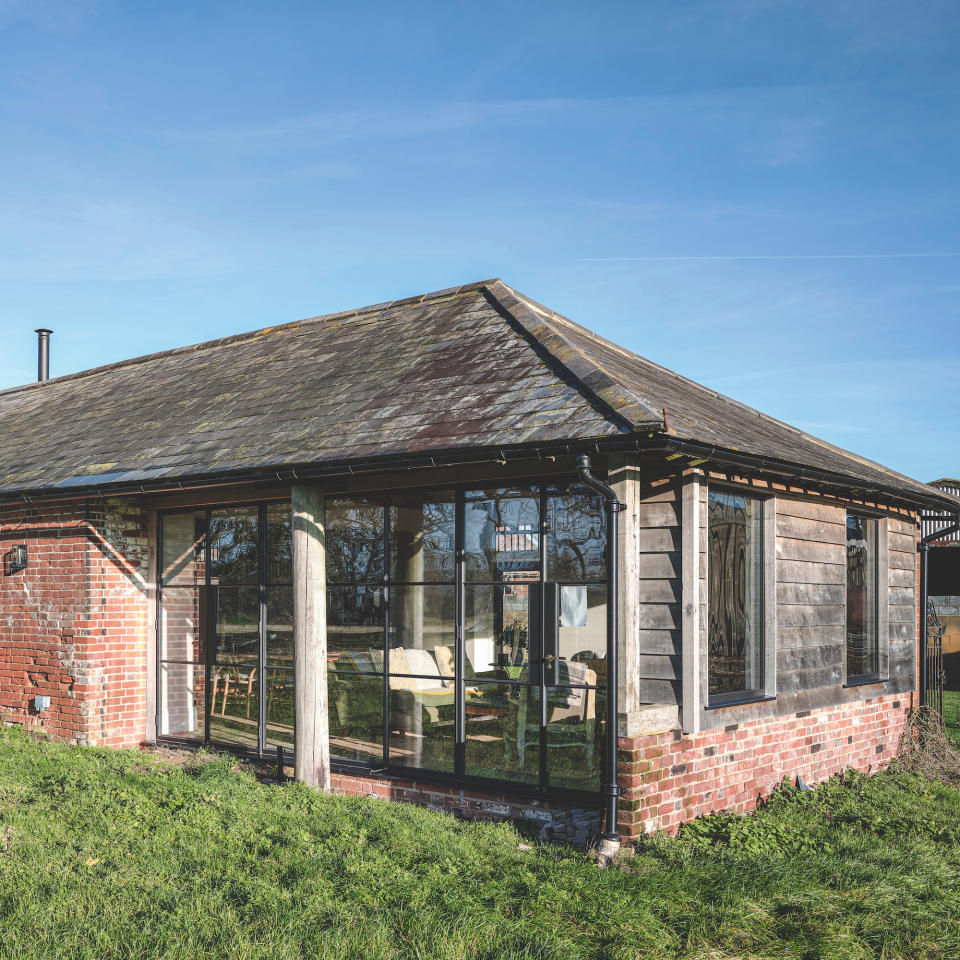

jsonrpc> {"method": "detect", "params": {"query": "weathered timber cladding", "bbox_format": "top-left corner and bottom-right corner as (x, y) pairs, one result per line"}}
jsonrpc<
(692, 490), (918, 729)
(634, 483), (683, 705)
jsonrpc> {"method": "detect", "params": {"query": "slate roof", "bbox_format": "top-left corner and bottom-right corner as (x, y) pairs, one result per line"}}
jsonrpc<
(0, 278), (955, 510)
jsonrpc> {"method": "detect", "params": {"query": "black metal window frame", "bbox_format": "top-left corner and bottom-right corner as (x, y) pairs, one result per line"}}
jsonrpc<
(156, 481), (607, 804)
(327, 483), (607, 801)
(156, 498), (292, 759)
(844, 508), (882, 685)
(706, 485), (769, 708)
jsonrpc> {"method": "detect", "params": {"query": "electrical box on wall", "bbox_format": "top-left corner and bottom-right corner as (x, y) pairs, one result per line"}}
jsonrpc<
(6, 545), (27, 574)
(33, 695), (50, 712)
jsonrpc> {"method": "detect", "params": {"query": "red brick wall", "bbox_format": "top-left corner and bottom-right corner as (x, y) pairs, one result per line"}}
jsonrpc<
(618, 692), (911, 837)
(330, 770), (602, 845)
(0, 498), (150, 747)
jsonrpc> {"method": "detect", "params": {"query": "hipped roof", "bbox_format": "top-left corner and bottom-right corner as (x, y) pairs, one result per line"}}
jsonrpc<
(0, 278), (955, 511)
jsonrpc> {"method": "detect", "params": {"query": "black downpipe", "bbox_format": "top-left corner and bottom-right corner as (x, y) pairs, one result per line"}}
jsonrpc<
(920, 542), (929, 707)
(35, 328), (52, 382)
(576, 454), (624, 844)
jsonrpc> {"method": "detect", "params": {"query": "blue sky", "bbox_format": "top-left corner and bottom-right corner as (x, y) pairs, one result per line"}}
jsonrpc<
(1, 1), (958, 481)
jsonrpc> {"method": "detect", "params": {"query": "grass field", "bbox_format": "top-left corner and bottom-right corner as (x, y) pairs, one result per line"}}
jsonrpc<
(943, 689), (960, 747)
(0, 727), (958, 959)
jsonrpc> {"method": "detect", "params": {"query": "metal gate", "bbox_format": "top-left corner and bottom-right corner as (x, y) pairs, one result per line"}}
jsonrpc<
(925, 599), (945, 716)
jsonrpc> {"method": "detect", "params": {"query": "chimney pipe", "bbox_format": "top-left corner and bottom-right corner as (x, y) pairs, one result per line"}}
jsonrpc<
(35, 329), (52, 382)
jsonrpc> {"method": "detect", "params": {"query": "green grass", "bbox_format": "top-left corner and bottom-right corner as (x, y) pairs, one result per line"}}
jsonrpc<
(0, 728), (959, 959)
(943, 689), (960, 748)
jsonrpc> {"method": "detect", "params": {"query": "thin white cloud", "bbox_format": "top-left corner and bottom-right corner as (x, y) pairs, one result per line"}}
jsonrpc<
(579, 253), (960, 262)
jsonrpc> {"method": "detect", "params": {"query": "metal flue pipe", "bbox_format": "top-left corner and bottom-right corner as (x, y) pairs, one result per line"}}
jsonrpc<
(575, 454), (624, 850)
(35, 329), (52, 382)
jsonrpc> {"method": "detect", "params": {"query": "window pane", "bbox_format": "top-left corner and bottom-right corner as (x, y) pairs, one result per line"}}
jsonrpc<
(266, 503), (292, 583)
(327, 585), (385, 663)
(556, 584), (607, 682)
(159, 586), (206, 662)
(209, 663), (259, 748)
(266, 586), (293, 667)
(213, 586), (260, 665)
(707, 491), (763, 697)
(546, 492), (606, 582)
(158, 662), (204, 740)
(464, 681), (539, 784)
(210, 507), (259, 585)
(465, 488), (540, 581)
(329, 670), (384, 763)
(389, 687), (454, 772)
(161, 511), (206, 586)
(265, 668), (294, 749)
(388, 585), (456, 678)
(465, 581), (533, 682)
(327, 497), (385, 583)
(545, 684), (603, 792)
(390, 491), (456, 582)
(847, 513), (878, 678)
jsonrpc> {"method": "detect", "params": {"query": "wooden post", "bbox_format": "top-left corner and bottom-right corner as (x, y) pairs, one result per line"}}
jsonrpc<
(681, 474), (701, 734)
(610, 454), (641, 731)
(292, 484), (330, 790)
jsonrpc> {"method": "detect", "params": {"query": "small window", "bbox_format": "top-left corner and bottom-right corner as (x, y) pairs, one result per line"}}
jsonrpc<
(846, 512), (879, 680)
(707, 490), (764, 703)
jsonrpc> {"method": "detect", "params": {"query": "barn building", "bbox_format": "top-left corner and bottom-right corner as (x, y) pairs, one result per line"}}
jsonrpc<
(1, 279), (957, 843)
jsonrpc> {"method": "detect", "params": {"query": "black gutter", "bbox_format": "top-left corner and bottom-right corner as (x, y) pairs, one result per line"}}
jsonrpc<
(2, 434), (957, 514)
(576, 454), (624, 847)
(655, 437), (960, 514)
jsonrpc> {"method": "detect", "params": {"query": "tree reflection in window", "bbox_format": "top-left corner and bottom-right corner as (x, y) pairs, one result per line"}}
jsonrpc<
(707, 491), (763, 698)
(846, 513), (878, 679)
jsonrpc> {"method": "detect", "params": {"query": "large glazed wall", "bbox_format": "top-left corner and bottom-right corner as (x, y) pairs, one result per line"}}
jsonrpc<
(0, 498), (150, 746)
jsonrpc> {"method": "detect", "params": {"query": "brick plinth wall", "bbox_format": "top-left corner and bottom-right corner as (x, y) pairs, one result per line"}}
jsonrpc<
(330, 770), (603, 845)
(618, 694), (912, 838)
(0, 498), (150, 747)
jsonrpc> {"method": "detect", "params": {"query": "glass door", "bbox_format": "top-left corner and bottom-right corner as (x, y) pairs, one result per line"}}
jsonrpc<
(157, 503), (293, 756)
(462, 487), (544, 784)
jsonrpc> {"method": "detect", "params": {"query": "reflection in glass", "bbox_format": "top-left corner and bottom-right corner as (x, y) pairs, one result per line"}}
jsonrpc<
(390, 492), (456, 582)
(388, 584), (455, 669)
(546, 492), (606, 582)
(465, 488), (539, 581)
(214, 587), (260, 664)
(545, 684), (602, 792)
(707, 491), (763, 698)
(159, 587), (206, 662)
(209, 662), (259, 748)
(265, 668), (294, 749)
(161, 511), (206, 586)
(847, 513), (878, 679)
(389, 687), (454, 771)
(158, 662), (204, 739)
(327, 498), (385, 583)
(266, 503), (292, 583)
(465, 582), (532, 681)
(327, 586), (385, 659)
(266, 586), (293, 666)
(463, 681), (539, 784)
(210, 507), (259, 585)
(557, 583), (607, 677)
(329, 669), (384, 763)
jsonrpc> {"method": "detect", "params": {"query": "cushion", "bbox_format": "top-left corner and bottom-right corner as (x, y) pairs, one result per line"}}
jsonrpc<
(404, 647), (441, 678)
(432, 645), (455, 686)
